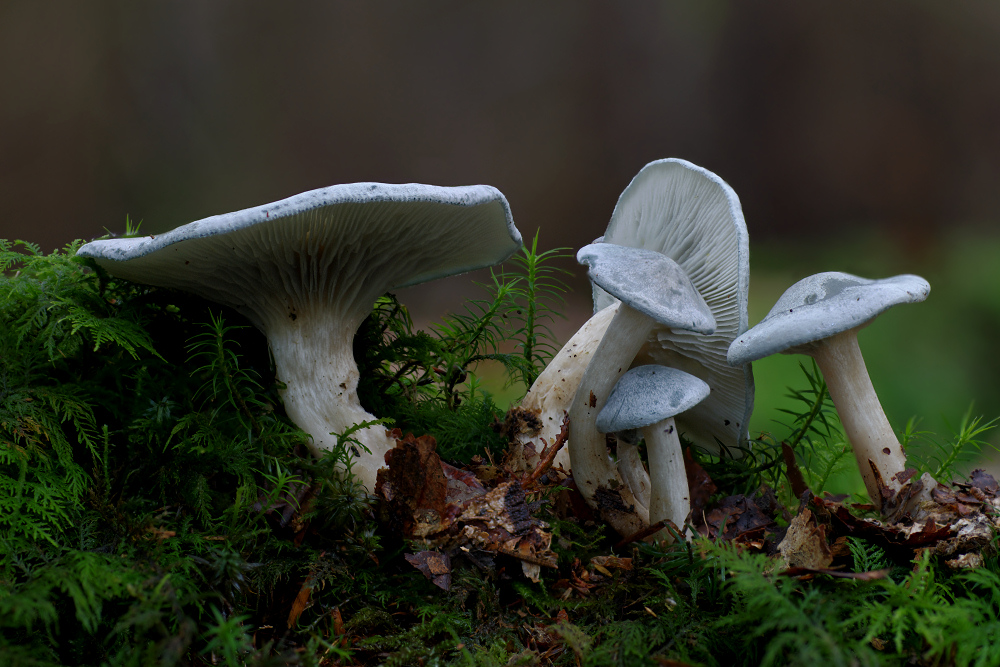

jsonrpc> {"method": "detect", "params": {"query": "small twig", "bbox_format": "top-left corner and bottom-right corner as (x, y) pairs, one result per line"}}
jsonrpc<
(781, 442), (809, 498)
(378, 359), (420, 394)
(529, 413), (570, 482)
(614, 520), (667, 550)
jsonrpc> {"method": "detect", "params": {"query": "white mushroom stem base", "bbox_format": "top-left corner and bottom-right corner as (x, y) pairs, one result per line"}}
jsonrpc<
(268, 314), (395, 493)
(568, 303), (651, 536)
(512, 303), (619, 472)
(805, 329), (908, 509)
(642, 418), (691, 542)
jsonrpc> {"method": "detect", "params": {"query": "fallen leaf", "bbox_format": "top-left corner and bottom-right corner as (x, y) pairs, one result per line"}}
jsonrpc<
(969, 469), (999, 495)
(522, 561), (542, 582)
(685, 448), (717, 522)
(376, 432), (456, 538)
(529, 414), (569, 482)
(590, 555), (633, 571)
(782, 566), (890, 580)
(287, 583), (311, 627)
(146, 527), (176, 540)
(405, 551), (452, 591)
(781, 443), (809, 498)
(777, 508), (833, 570)
(700, 494), (775, 541)
(946, 552), (984, 569)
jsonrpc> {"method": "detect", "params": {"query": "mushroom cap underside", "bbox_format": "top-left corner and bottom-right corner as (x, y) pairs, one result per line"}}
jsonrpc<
(597, 365), (710, 433)
(727, 271), (931, 366)
(593, 158), (753, 456)
(77, 182), (521, 330)
(577, 243), (716, 335)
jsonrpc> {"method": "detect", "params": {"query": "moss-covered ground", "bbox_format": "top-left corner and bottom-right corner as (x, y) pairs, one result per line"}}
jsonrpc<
(3, 237), (1000, 666)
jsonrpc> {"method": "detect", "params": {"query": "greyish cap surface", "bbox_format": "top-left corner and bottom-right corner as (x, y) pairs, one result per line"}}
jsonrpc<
(597, 365), (711, 433)
(577, 243), (716, 335)
(593, 158), (753, 456)
(77, 182), (520, 332)
(728, 272), (931, 366)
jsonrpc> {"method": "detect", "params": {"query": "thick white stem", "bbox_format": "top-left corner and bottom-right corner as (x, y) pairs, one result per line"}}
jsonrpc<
(809, 329), (908, 509)
(568, 303), (652, 535)
(643, 417), (691, 542)
(267, 311), (394, 493)
(512, 303), (619, 471)
(616, 438), (651, 513)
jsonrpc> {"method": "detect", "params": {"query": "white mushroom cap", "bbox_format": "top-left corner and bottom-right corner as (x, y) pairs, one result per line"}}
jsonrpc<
(77, 182), (521, 493)
(727, 272), (931, 365)
(594, 158), (753, 457)
(77, 183), (520, 327)
(727, 270), (930, 510)
(577, 243), (715, 335)
(597, 365), (710, 434)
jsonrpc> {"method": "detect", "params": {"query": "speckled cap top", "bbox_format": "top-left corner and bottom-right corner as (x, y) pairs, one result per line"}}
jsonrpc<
(597, 365), (711, 433)
(577, 243), (715, 335)
(727, 272), (930, 366)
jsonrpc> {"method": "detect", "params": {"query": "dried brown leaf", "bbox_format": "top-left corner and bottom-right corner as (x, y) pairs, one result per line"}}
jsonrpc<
(777, 508), (833, 570)
(405, 551), (452, 591)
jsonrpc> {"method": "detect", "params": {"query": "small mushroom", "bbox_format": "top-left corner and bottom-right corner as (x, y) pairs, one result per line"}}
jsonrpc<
(568, 243), (715, 536)
(727, 271), (930, 509)
(597, 365), (710, 542)
(78, 182), (521, 493)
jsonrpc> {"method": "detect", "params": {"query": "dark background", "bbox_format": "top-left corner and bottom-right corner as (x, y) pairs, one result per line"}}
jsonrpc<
(4, 2), (999, 251)
(4, 1), (1000, 465)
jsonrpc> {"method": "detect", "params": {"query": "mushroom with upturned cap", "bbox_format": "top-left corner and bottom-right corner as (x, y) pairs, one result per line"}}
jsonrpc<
(78, 182), (521, 493)
(595, 158), (753, 457)
(597, 365), (709, 542)
(513, 159), (752, 476)
(568, 243), (715, 536)
(727, 271), (930, 510)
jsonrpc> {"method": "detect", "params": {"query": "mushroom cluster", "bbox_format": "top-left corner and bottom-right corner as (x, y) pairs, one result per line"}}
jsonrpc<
(78, 162), (933, 540)
(512, 158), (932, 540)
(512, 159), (752, 472)
(78, 182), (522, 493)
(510, 159), (752, 540)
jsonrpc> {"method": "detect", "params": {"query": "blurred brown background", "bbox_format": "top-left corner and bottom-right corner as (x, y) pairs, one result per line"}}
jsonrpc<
(4, 1), (1000, 463)
(5, 1), (999, 252)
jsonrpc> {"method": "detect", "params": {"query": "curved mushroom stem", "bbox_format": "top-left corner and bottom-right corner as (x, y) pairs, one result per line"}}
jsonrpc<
(568, 303), (652, 535)
(642, 417), (691, 542)
(615, 435), (651, 513)
(807, 328), (908, 510)
(511, 303), (619, 472)
(268, 311), (394, 494)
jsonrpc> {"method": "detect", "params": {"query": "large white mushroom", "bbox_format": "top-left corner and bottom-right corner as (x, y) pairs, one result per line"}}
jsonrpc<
(77, 183), (521, 493)
(569, 243), (715, 536)
(727, 272), (930, 510)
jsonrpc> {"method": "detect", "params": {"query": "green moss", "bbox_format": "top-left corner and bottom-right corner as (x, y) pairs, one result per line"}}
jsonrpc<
(4, 236), (1000, 666)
